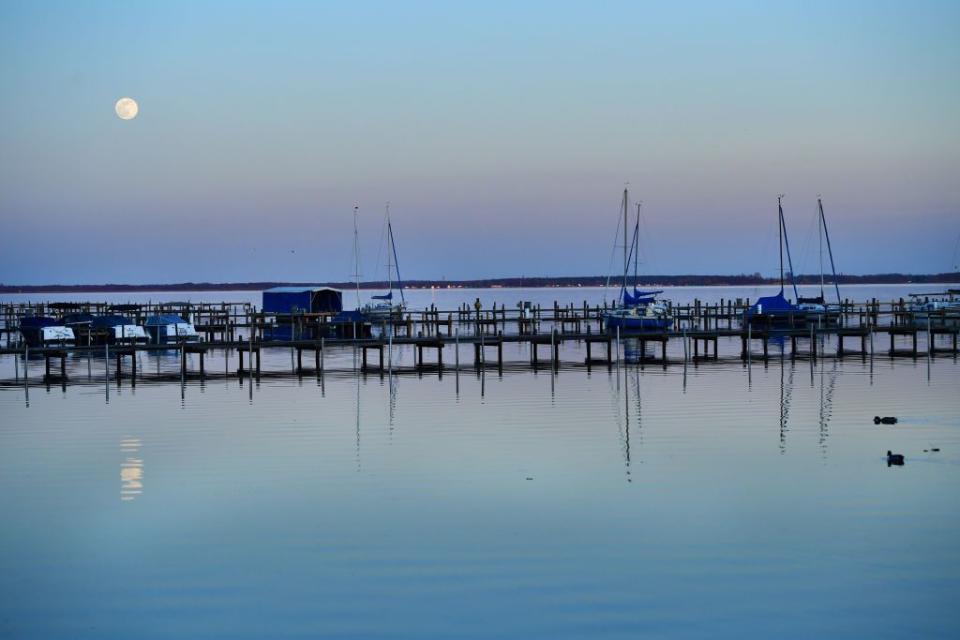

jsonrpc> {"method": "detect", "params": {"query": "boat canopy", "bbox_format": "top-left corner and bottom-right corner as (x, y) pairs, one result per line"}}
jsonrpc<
(371, 291), (393, 301)
(263, 287), (343, 314)
(91, 315), (135, 328)
(748, 290), (796, 316)
(622, 288), (663, 307)
(64, 313), (96, 325)
(145, 314), (188, 325)
(19, 316), (60, 329)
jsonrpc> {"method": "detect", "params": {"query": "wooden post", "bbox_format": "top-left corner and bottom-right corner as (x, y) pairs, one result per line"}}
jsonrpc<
(497, 332), (503, 373)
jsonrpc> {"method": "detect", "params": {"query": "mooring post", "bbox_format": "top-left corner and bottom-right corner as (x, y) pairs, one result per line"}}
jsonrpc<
(481, 331), (485, 367)
(248, 323), (254, 380)
(550, 328), (556, 371)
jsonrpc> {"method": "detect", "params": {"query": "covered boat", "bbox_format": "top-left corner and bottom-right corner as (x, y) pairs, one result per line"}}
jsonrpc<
(605, 301), (672, 333)
(90, 315), (148, 344)
(144, 314), (200, 344)
(745, 196), (804, 329)
(18, 316), (75, 347)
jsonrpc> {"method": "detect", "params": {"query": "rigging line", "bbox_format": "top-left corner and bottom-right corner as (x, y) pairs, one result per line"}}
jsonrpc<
(795, 205), (819, 283)
(389, 218), (405, 305)
(780, 199), (800, 300)
(637, 202), (656, 274)
(604, 197), (626, 304)
(951, 231), (960, 271)
(818, 197), (842, 306)
(373, 209), (388, 283)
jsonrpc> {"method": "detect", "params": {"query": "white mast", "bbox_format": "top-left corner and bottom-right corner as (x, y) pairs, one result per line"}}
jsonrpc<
(818, 196), (824, 299)
(353, 205), (361, 308)
(385, 202), (392, 303)
(623, 187), (629, 279)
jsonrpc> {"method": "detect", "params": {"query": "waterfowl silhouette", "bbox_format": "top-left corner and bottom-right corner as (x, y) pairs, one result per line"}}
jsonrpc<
(887, 450), (905, 466)
(874, 416), (898, 425)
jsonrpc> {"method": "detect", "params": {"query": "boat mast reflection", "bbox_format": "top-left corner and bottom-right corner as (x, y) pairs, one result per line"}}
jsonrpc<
(779, 359), (795, 454)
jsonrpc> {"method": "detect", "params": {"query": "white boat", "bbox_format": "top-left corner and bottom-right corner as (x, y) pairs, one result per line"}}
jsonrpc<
(145, 314), (201, 343)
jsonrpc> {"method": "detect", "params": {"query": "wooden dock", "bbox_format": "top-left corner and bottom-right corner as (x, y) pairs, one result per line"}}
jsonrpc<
(1, 297), (957, 386)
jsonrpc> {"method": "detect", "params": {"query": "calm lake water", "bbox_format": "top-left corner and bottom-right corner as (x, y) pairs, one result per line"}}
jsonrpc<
(1, 286), (958, 639)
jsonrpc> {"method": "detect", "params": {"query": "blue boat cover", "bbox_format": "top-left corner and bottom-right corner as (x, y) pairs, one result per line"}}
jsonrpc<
(263, 287), (342, 314)
(91, 315), (134, 328)
(622, 288), (663, 307)
(371, 292), (393, 300)
(19, 316), (59, 329)
(333, 310), (366, 323)
(145, 314), (187, 325)
(748, 291), (797, 316)
(64, 313), (96, 325)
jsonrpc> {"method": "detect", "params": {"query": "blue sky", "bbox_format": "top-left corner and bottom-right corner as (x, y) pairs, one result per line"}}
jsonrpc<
(1, 0), (958, 284)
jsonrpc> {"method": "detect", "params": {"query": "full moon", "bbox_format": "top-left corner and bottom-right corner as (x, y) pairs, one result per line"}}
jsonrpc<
(115, 97), (139, 120)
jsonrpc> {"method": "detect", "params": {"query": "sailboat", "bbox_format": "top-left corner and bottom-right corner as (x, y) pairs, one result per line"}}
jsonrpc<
(796, 196), (842, 320)
(746, 196), (804, 328)
(603, 188), (672, 333)
(363, 203), (406, 319)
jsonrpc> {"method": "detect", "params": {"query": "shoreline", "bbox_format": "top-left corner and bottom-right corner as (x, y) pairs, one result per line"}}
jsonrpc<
(2, 273), (958, 294)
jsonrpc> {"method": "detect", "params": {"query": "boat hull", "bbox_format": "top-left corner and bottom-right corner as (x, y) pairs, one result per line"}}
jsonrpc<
(604, 313), (672, 334)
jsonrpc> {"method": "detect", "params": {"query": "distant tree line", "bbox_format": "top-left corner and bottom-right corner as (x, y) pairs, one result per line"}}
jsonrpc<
(2, 272), (958, 293)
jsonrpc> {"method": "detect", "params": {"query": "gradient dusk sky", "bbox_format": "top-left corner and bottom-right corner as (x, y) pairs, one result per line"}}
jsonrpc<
(1, 0), (958, 285)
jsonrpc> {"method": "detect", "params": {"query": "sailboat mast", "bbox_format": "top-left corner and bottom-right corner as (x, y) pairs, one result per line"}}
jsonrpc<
(818, 197), (842, 305)
(385, 202), (392, 300)
(778, 195), (784, 293)
(623, 188), (629, 282)
(779, 197), (800, 301)
(353, 205), (361, 308)
(634, 202), (641, 286)
(818, 198), (824, 299)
